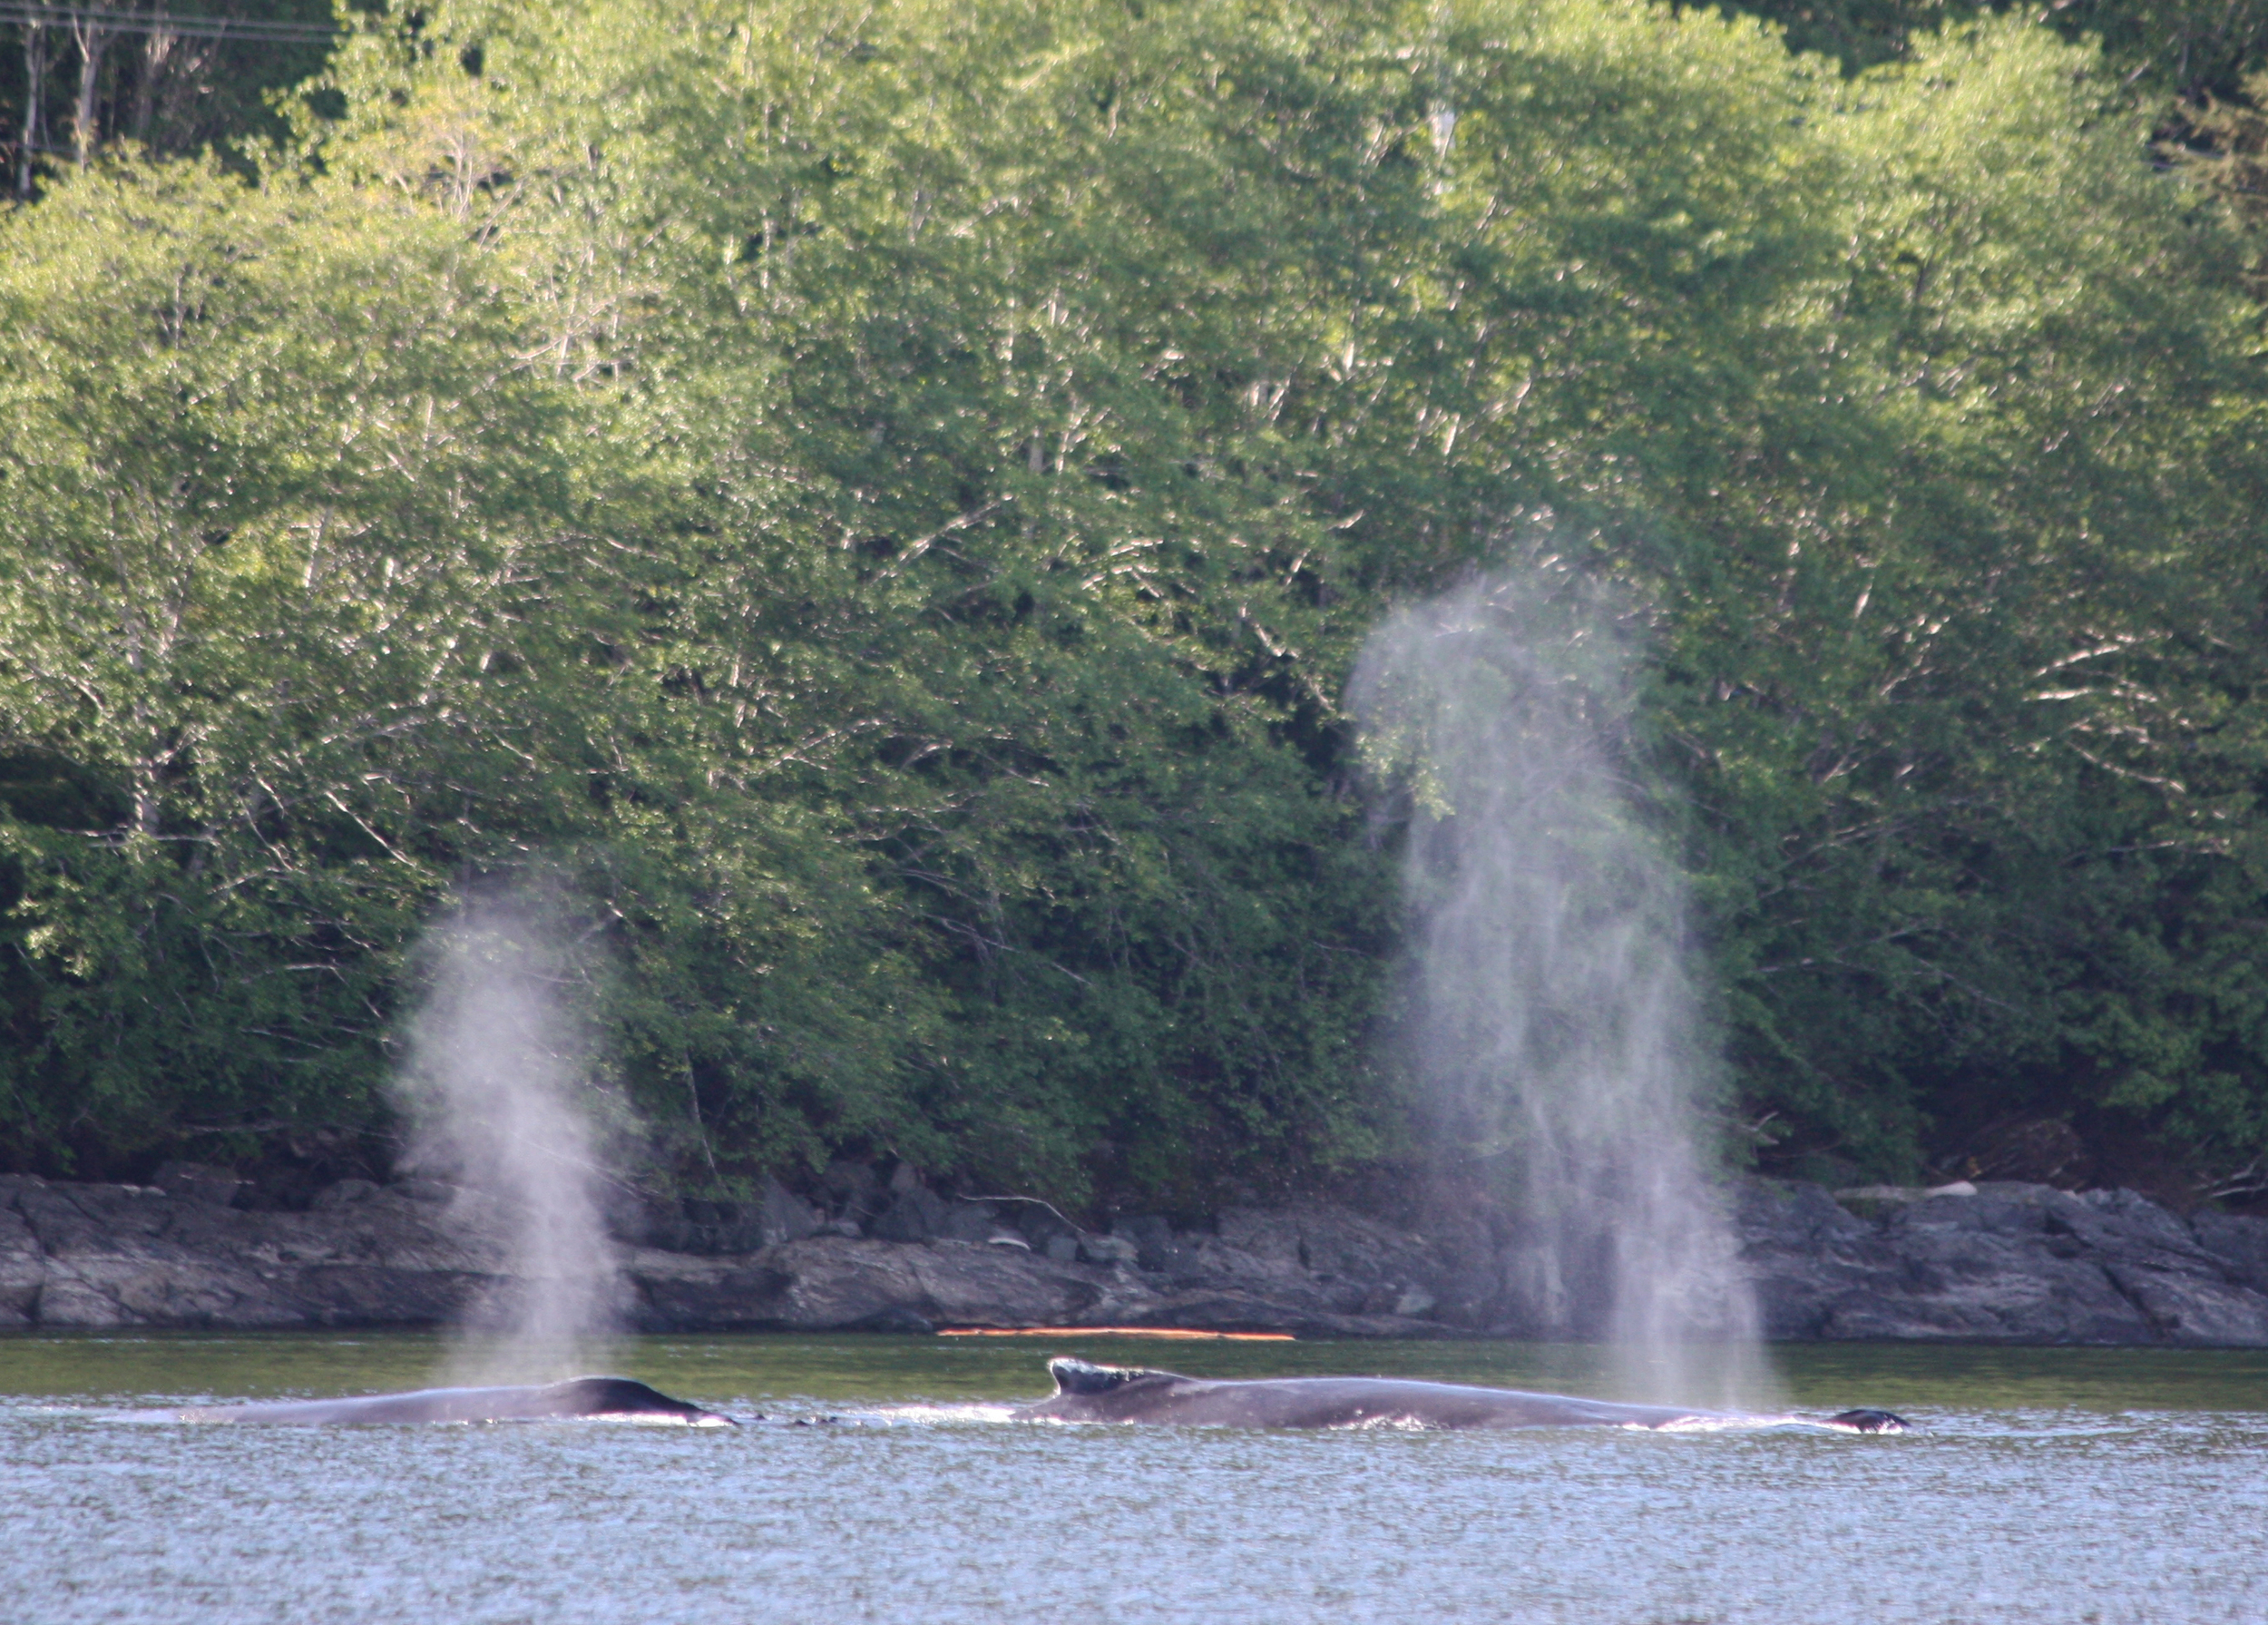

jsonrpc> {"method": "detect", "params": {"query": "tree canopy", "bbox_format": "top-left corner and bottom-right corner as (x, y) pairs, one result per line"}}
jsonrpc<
(2, 0), (2264, 1209)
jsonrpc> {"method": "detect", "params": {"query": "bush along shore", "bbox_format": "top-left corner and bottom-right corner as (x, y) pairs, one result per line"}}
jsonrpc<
(5, 1168), (2264, 1346)
(10, 0), (2268, 1213)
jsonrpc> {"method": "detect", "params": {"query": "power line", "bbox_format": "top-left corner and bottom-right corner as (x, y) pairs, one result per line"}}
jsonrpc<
(0, 5), (343, 44)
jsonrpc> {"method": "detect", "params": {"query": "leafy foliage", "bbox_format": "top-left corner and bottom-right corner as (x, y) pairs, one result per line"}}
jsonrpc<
(2, 0), (2264, 1205)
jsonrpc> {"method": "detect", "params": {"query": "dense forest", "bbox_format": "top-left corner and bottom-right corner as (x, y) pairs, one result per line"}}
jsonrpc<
(4, 0), (2266, 1214)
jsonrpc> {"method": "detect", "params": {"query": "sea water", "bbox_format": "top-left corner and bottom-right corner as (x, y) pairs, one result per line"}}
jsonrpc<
(4, 1333), (2263, 1623)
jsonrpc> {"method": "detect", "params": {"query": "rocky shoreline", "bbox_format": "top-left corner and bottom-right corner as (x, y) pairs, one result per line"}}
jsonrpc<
(5, 1166), (2266, 1346)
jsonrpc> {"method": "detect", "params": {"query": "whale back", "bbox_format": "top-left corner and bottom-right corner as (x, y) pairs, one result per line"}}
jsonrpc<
(1020, 1357), (1906, 1434)
(1048, 1357), (1184, 1396)
(158, 1376), (734, 1425)
(541, 1376), (719, 1420)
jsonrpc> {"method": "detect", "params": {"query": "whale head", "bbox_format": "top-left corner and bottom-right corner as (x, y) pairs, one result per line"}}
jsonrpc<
(1823, 1407), (1911, 1434)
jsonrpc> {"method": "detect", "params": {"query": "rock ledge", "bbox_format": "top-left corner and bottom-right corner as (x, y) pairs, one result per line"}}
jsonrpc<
(4, 1171), (2264, 1345)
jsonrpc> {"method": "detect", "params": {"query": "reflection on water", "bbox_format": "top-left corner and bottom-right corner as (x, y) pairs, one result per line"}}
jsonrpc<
(5, 1332), (2265, 1623)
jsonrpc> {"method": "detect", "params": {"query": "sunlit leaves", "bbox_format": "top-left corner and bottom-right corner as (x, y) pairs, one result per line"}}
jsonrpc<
(3, 0), (2264, 1193)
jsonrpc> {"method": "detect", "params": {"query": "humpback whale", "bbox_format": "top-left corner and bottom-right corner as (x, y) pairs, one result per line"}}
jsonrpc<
(1012, 1358), (1909, 1433)
(153, 1376), (735, 1426)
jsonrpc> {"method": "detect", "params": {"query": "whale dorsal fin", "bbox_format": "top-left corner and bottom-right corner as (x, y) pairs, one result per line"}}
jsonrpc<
(1049, 1356), (1180, 1395)
(544, 1376), (731, 1423)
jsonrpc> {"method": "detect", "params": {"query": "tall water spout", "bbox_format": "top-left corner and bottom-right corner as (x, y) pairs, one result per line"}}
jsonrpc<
(1351, 575), (1772, 1408)
(396, 902), (625, 1381)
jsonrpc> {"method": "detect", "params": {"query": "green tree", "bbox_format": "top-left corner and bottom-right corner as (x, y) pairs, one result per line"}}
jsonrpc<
(4, 0), (2264, 1208)
(0, 155), (591, 1160)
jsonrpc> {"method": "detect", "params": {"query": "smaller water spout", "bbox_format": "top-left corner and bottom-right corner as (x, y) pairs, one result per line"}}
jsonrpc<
(1352, 573), (1774, 1409)
(396, 901), (625, 1382)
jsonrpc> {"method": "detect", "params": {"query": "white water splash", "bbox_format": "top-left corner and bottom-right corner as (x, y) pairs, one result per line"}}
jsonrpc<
(863, 1404), (1024, 1425)
(1351, 574), (1774, 1409)
(396, 902), (626, 1382)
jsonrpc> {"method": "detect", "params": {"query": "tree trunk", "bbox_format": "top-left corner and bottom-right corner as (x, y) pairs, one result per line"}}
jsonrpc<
(134, 15), (177, 145)
(16, 20), (46, 196)
(71, 16), (111, 167)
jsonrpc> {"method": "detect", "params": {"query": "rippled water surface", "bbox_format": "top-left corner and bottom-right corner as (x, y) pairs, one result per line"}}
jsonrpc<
(5, 1332), (2264, 1623)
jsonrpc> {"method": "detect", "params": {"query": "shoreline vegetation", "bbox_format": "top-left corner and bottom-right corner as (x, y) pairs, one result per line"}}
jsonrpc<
(5, 0), (2268, 1221)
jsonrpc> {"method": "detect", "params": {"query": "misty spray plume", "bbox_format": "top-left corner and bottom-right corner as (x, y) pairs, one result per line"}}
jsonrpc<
(1351, 573), (1774, 1409)
(396, 901), (627, 1382)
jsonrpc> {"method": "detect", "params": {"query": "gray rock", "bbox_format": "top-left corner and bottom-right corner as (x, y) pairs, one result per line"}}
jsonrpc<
(1818, 1209), (2160, 1344)
(1738, 1178), (1870, 1248)
(1112, 1214), (1177, 1269)
(1666, 1180), (1841, 1340)
(0, 1203), (44, 1326)
(0, 1167), (2261, 1346)
(312, 1180), (381, 1210)
(1817, 1258), (2156, 1344)
(853, 1305), (935, 1334)
(627, 1235), (1110, 1332)
(2042, 1188), (2222, 1274)
(822, 1160), (884, 1228)
(2192, 1210), (2268, 1295)
(1732, 1176), (2268, 1346)
(1284, 1203), (1443, 1303)
(934, 1201), (999, 1244)
(757, 1177), (822, 1247)
(1011, 1202), (1080, 1254)
(2102, 1262), (2268, 1346)
(1113, 1214), (1172, 1246)
(604, 1194), (672, 1248)
(0, 1170), (500, 1332)
(622, 1254), (793, 1329)
(1217, 1207), (1303, 1263)
(1109, 1202), (1452, 1326)
(1087, 1286), (1450, 1339)
(870, 1186), (949, 1244)
(621, 1187), (826, 1257)
(152, 1161), (249, 1208)
(33, 1274), (130, 1328)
